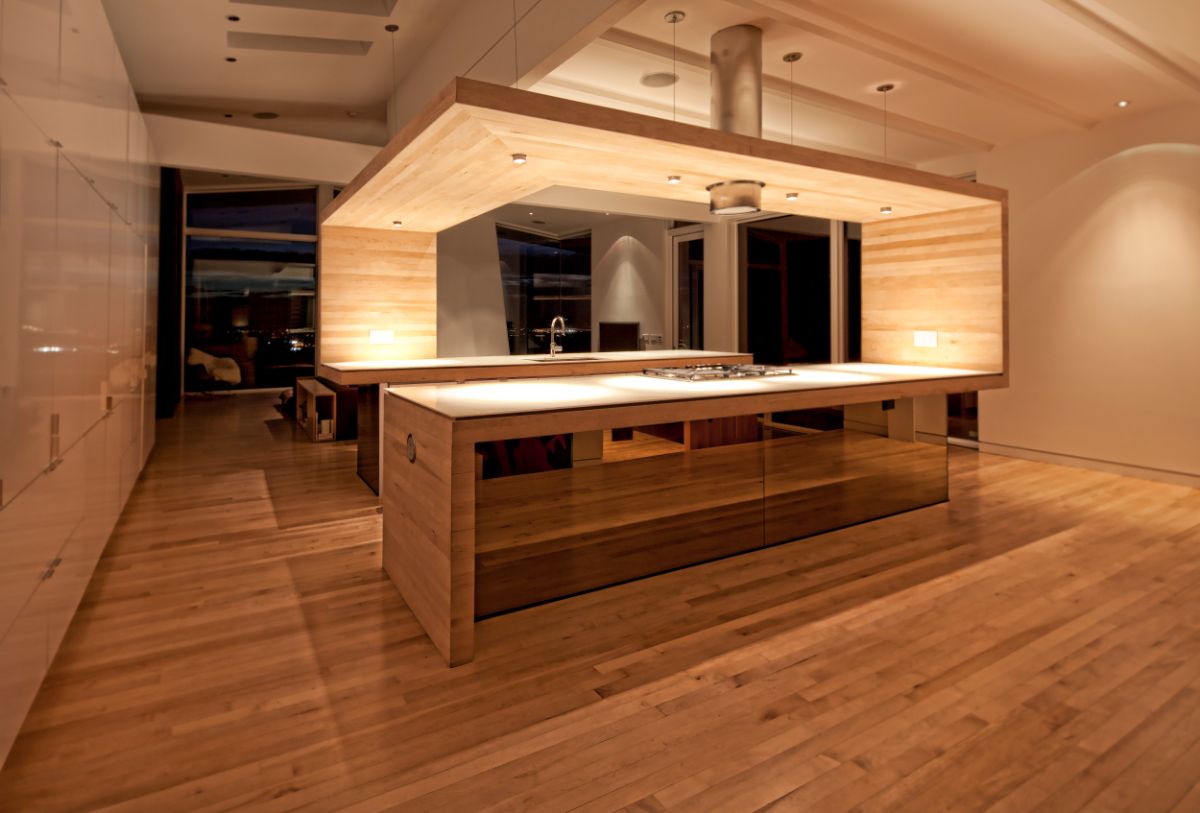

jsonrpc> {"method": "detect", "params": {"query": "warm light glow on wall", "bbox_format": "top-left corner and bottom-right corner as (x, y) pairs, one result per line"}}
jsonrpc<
(369, 329), (396, 345)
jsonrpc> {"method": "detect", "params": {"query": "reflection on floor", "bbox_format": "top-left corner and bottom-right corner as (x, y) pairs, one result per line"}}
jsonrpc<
(1, 392), (1198, 811)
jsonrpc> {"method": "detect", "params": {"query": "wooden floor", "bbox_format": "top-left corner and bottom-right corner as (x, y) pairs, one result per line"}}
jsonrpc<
(2, 393), (1199, 812)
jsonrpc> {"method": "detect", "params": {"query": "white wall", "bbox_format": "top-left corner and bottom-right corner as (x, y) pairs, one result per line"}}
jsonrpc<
(591, 217), (669, 351)
(387, 0), (639, 133)
(437, 214), (510, 357)
(702, 221), (740, 352)
(0, 0), (158, 766)
(967, 103), (1200, 484)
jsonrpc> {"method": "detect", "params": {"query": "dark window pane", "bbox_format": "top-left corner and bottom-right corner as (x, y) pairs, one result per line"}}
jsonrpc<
(186, 187), (317, 235)
(497, 226), (591, 355)
(184, 235), (316, 391)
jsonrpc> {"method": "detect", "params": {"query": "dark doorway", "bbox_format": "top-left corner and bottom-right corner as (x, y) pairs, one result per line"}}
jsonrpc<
(743, 217), (831, 365)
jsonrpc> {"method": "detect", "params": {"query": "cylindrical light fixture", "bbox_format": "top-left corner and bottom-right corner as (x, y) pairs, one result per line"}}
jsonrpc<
(706, 180), (765, 215)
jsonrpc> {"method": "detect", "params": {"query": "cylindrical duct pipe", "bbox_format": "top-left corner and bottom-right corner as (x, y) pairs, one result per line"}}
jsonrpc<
(710, 24), (763, 137)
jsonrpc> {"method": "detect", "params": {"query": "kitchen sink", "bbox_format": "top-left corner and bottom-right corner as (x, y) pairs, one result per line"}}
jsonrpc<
(529, 356), (600, 362)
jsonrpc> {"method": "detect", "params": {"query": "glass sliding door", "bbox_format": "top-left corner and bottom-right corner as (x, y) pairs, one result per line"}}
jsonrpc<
(183, 186), (318, 392)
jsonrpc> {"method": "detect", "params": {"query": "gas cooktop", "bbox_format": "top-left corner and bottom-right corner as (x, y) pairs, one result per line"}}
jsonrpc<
(642, 364), (794, 381)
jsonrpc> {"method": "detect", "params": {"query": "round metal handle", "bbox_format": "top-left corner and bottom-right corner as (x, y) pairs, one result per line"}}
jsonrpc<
(406, 433), (417, 463)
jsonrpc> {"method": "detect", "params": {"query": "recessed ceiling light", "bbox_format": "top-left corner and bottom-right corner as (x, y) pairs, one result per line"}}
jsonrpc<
(252, 111), (278, 119)
(532, 220), (546, 225)
(667, 175), (681, 184)
(226, 14), (240, 22)
(225, 56), (237, 62)
(641, 71), (679, 88)
(1115, 99), (1130, 108)
(785, 192), (798, 201)
(880, 205), (893, 215)
(511, 153), (527, 164)
(347, 111), (359, 118)
(223, 113), (233, 118)
(391, 220), (403, 228)
(528, 211), (534, 216)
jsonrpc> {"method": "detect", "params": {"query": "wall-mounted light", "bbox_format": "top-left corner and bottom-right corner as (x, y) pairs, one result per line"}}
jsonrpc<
(369, 329), (395, 345)
(667, 175), (681, 184)
(391, 220), (403, 228)
(879, 205), (893, 215)
(785, 192), (798, 202)
(511, 153), (527, 164)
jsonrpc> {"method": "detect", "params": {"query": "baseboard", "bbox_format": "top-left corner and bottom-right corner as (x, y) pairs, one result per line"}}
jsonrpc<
(978, 441), (1200, 489)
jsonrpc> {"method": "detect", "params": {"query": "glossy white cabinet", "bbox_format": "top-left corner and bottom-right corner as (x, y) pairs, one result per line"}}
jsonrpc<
(0, 93), (57, 503)
(0, 0), (158, 767)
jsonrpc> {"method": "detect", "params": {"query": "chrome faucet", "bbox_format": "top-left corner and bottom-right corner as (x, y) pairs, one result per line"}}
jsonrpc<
(549, 315), (565, 357)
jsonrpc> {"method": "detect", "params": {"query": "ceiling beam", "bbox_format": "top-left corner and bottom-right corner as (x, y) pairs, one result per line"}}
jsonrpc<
(1039, 0), (1200, 96)
(600, 29), (994, 153)
(728, 0), (1097, 129)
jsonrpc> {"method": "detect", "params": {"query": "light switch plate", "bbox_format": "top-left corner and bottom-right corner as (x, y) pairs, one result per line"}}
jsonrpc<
(913, 330), (938, 348)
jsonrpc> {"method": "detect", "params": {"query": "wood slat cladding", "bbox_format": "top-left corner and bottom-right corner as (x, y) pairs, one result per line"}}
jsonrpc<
(322, 78), (1004, 233)
(861, 203), (1006, 371)
(4, 394), (1200, 810)
(317, 225), (437, 365)
(381, 396), (474, 665)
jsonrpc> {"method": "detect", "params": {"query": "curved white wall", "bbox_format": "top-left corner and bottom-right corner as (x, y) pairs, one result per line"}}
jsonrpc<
(975, 103), (1200, 484)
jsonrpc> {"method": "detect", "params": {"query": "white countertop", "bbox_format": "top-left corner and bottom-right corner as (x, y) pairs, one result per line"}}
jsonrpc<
(386, 363), (998, 419)
(323, 349), (744, 372)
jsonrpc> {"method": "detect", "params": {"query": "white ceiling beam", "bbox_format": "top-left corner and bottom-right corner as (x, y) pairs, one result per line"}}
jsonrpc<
(728, 0), (1097, 129)
(1039, 0), (1200, 96)
(599, 29), (994, 153)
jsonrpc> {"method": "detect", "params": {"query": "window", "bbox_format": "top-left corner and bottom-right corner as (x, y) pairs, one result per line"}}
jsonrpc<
(183, 187), (318, 391)
(497, 226), (591, 355)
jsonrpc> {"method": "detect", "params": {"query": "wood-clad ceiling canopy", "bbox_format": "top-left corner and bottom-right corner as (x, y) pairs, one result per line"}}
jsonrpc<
(321, 77), (1005, 232)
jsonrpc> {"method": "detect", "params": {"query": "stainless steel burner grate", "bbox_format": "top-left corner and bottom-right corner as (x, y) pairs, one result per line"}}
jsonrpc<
(642, 364), (794, 381)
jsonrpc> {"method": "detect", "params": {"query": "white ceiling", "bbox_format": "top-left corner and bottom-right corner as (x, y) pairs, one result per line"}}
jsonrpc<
(102, 0), (470, 144)
(533, 0), (1200, 165)
(104, 0), (1199, 163)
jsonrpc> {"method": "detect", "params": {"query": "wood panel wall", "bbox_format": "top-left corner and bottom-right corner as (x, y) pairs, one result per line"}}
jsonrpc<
(317, 225), (437, 365)
(860, 202), (1006, 372)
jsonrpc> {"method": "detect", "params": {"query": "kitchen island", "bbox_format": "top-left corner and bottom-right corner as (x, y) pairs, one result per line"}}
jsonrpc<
(382, 362), (1002, 665)
(320, 350), (750, 491)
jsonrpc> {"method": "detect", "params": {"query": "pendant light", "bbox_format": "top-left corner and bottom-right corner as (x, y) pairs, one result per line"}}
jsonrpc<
(665, 11), (684, 122)
(877, 82), (895, 215)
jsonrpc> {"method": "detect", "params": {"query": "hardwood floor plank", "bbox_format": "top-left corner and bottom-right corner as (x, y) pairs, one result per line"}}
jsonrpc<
(0, 393), (1196, 812)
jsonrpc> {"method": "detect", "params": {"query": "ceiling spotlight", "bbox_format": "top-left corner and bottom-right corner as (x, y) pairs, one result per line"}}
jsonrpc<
(785, 192), (798, 202)
(391, 220), (403, 228)
(226, 14), (240, 21)
(1115, 99), (1130, 109)
(667, 175), (681, 184)
(223, 113), (233, 118)
(225, 56), (237, 62)
(511, 153), (527, 164)
(252, 111), (278, 120)
(384, 24), (399, 33)
(879, 206), (893, 215)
